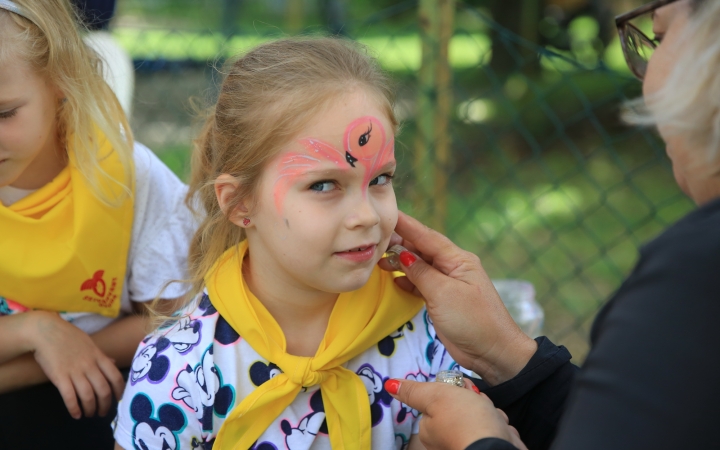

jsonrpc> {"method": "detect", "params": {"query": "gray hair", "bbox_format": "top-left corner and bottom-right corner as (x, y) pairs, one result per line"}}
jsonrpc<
(624, 0), (720, 162)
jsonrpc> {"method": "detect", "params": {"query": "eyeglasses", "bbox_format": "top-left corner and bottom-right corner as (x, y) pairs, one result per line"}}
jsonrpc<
(615, 0), (680, 80)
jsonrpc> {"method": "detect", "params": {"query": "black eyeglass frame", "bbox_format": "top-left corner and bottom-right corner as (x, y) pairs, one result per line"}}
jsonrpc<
(615, 0), (681, 80)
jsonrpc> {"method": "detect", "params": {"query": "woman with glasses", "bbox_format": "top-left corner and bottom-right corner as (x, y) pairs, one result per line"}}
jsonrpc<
(379, 1), (720, 449)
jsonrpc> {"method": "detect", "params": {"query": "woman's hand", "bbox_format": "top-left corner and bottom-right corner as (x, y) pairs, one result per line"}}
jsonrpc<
(28, 311), (125, 419)
(385, 378), (527, 450)
(380, 212), (537, 385)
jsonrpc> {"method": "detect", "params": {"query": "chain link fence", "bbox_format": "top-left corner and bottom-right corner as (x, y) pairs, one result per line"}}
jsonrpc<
(115, 0), (693, 361)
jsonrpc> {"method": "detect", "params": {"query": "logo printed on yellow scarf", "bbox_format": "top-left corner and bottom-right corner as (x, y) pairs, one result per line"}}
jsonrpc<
(80, 270), (119, 308)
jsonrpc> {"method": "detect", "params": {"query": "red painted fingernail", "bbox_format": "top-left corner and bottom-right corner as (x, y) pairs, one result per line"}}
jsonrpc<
(384, 379), (401, 395)
(471, 385), (481, 394)
(399, 251), (417, 267)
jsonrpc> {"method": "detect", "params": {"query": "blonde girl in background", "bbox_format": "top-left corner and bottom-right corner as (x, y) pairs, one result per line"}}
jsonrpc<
(113, 38), (466, 450)
(0, 1), (195, 448)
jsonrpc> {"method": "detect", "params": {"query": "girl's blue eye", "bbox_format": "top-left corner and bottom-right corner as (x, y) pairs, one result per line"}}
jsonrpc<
(370, 174), (394, 186)
(310, 180), (336, 192)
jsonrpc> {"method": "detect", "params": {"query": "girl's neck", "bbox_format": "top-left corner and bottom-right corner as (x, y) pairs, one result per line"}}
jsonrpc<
(242, 253), (338, 357)
(12, 133), (66, 190)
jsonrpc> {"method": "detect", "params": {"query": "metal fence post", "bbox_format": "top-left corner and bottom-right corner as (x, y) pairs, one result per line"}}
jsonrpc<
(415, 0), (455, 232)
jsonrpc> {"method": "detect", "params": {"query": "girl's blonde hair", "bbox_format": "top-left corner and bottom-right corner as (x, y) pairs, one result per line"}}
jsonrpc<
(624, 0), (720, 163)
(184, 37), (397, 306)
(0, 0), (133, 204)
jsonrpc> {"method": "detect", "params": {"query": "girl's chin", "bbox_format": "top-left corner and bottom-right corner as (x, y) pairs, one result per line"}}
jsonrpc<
(318, 268), (377, 294)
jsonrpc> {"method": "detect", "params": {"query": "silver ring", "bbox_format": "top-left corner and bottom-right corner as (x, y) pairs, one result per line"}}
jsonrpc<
(385, 244), (407, 271)
(435, 370), (464, 387)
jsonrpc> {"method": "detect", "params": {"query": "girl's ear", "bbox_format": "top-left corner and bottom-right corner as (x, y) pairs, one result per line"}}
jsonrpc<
(215, 174), (252, 228)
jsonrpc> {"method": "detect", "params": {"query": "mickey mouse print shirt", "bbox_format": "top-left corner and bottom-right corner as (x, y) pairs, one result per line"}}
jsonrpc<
(113, 293), (462, 450)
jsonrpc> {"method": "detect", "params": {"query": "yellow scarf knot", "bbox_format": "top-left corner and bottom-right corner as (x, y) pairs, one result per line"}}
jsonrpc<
(278, 354), (327, 386)
(206, 241), (423, 450)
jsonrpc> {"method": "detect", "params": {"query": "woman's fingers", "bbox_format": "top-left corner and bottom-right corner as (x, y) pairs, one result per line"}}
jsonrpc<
(395, 212), (463, 265)
(496, 408), (509, 425)
(393, 276), (420, 296)
(385, 378), (524, 450)
(508, 426), (528, 450)
(384, 379), (437, 415)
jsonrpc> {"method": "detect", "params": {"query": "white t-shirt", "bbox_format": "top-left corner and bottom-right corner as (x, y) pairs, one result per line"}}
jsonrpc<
(0, 142), (196, 333)
(113, 293), (463, 450)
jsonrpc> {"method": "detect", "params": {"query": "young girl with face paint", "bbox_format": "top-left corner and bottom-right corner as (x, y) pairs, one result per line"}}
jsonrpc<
(0, 1), (194, 447)
(113, 38), (464, 450)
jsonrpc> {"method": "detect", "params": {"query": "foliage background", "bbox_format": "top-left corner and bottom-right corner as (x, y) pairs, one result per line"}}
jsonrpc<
(111, 0), (692, 362)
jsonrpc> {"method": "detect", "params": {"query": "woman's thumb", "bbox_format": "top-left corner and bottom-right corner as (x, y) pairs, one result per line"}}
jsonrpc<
(384, 378), (431, 414)
(398, 250), (445, 301)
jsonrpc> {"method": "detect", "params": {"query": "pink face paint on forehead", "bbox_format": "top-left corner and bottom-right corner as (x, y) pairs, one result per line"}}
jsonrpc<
(271, 116), (395, 212)
(344, 116), (395, 195)
(272, 140), (346, 212)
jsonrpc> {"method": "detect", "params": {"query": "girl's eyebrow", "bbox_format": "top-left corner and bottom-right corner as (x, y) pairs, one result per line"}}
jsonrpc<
(373, 161), (397, 174)
(300, 160), (397, 178)
(0, 98), (21, 107)
(299, 167), (349, 177)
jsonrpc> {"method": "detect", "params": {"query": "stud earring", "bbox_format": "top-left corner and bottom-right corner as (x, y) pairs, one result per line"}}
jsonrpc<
(242, 218), (250, 226)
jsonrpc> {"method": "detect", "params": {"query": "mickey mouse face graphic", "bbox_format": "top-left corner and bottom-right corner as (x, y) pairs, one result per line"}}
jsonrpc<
(172, 345), (235, 431)
(281, 390), (327, 449)
(131, 337), (171, 385)
(249, 361), (282, 387)
(397, 371), (428, 423)
(377, 321), (413, 357)
(130, 393), (186, 450)
(170, 317), (202, 354)
(356, 364), (392, 426)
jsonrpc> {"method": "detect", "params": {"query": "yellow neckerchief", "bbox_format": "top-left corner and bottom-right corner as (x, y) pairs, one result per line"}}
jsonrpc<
(0, 133), (134, 318)
(207, 241), (423, 449)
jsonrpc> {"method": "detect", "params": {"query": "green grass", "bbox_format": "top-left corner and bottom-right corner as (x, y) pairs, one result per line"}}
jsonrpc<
(114, 29), (492, 71)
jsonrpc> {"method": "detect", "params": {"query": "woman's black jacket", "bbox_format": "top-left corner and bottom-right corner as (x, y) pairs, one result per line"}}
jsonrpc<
(467, 197), (720, 450)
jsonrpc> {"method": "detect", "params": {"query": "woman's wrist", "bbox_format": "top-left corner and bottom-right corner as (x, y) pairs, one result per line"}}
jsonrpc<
(472, 334), (538, 386)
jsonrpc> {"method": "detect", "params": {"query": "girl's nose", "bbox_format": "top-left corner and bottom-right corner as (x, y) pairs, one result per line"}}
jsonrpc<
(345, 196), (381, 229)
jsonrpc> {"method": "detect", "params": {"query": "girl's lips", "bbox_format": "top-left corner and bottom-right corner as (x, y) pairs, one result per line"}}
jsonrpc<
(334, 244), (377, 263)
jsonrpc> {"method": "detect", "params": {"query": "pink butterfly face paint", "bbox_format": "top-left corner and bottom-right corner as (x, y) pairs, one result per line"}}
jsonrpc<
(272, 116), (395, 213)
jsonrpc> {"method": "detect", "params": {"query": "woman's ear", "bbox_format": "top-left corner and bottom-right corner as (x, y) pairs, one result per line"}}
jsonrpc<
(215, 174), (252, 228)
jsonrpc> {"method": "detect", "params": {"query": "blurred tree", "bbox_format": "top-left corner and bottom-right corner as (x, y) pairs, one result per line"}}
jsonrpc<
(461, 0), (615, 74)
(287, 0), (304, 33)
(483, 0), (542, 75)
(222, 0), (242, 36)
(319, 0), (347, 35)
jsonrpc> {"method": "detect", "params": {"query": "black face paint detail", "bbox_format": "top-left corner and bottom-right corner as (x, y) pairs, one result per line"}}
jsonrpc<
(345, 151), (358, 167)
(358, 123), (372, 147)
(284, 219), (290, 229)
